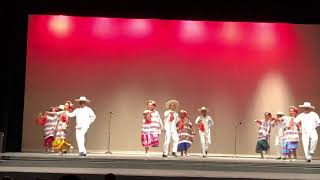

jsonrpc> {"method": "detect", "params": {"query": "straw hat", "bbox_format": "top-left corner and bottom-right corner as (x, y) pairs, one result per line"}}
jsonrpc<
(58, 105), (65, 111)
(275, 112), (285, 116)
(299, 102), (315, 109)
(165, 100), (180, 109)
(198, 106), (209, 112)
(180, 110), (188, 115)
(75, 96), (91, 102)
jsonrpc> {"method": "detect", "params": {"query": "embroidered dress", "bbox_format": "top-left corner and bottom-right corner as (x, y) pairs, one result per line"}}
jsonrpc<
(176, 118), (194, 151)
(256, 120), (273, 153)
(52, 112), (72, 152)
(282, 117), (299, 154)
(141, 110), (161, 147)
(43, 115), (58, 148)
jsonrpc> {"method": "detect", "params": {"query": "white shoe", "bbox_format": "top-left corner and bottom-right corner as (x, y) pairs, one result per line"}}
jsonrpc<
(144, 153), (149, 157)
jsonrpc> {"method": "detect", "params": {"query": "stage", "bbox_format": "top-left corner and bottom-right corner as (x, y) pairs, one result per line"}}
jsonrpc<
(0, 152), (319, 179)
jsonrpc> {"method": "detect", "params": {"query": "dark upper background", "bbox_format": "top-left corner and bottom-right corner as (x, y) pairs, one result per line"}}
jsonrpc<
(3, 1), (320, 152)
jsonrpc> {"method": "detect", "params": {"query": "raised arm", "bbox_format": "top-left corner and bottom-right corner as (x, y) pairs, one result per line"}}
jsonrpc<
(195, 116), (200, 124)
(254, 119), (262, 125)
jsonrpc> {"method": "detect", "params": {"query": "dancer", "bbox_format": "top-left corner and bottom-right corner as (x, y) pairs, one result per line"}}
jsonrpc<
(274, 112), (285, 160)
(282, 106), (300, 161)
(254, 112), (274, 159)
(52, 103), (74, 155)
(141, 110), (155, 156)
(176, 110), (195, 157)
(296, 102), (320, 162)
(163, 100), (180, 158)
(67, 96), (96, 156)
(141, 100), (163, 157)
(35, 107), (59, 152)
(195, 106), (214, 158)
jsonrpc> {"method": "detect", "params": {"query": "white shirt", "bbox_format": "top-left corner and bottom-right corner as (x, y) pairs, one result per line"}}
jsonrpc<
(195, 115), (214, 134)
(295, 111), (320, 133)
(67, 106), (96, 128)
(163, 110), (179, 132)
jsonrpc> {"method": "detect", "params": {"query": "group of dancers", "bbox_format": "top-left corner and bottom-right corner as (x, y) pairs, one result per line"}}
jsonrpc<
(254, 102), (320, 162)
(141, 100), (213, 158)
(35, 96), (319, 162)
(36, 96), (96, 156)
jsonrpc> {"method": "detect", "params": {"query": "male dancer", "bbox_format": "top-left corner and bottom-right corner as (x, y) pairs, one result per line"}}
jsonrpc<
(163, 100), (180, 157)
(195, 107), (214, 158)
(296, 102), (320, 162)
(68, 96), (96, 156)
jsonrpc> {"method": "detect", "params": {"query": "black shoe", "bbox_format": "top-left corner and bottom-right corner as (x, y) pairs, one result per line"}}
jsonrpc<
(172, 152), (178, 157)
(306, 159), (311, 163)
(205, 151), (208, 156)
(276, 157), (281, 160)
(162, 154), (168, 158)
(79, 152), (86, 156)
(202, 155), (206, 158)
(62, 150), (67, 154)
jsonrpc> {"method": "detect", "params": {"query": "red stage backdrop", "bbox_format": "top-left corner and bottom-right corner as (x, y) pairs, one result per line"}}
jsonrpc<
(23, 15), (320, 157)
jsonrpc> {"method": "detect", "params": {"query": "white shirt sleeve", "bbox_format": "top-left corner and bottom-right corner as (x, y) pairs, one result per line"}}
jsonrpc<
(89, 108), (96, 123)
(67, 109), (77, 118)
(314, 112), (320, 128)
(164, 110), (170, 118)
(208, 116), (214, 127)
(195, 116), (200, 124)
(295, 114), (302, 124)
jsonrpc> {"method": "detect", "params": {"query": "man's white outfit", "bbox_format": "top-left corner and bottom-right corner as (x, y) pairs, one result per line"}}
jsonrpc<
(163, 110), (179, 155)
(295, 111), (320, 160)
(68, 106), (96, 154)
(274, 119), (285, 158)
(195, 115), (214, 156)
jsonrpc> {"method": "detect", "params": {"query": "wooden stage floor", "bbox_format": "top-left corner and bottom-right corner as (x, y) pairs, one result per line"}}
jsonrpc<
(0, 152), (319, 180)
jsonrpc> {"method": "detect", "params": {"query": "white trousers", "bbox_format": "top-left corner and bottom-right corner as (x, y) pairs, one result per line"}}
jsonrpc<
(302, 131), (318, 160)
(76, 127), (88, 154)
(274, 136), (283, 157)
(163, 130), (179, 155)
(199, 131), (211, 155)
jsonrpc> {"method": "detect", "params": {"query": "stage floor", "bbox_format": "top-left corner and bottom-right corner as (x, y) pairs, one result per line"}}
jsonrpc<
(1, 152), (320, 179)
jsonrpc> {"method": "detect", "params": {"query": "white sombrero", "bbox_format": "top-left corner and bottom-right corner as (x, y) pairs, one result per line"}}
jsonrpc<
(58, 105), (65, 111)
(75, 96), (91, 102)
(198, 106), (209, 112)
(165, 100), (180, 109)
(276, 112), (285, 116)
(299, 102), (315, 109)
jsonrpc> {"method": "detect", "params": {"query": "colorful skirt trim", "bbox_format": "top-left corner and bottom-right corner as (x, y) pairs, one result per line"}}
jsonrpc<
(52, 138), (72, 151)
(256, 139), (269, 153)
(282, 141), (298, 155)
(44, 136), (55, 148)
(141, 133), (160, 147)
(177, 142), (191, 152)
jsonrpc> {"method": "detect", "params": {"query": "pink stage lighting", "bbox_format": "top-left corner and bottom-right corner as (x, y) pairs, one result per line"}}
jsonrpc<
(180, 20), (205, 42)
(48, 15), (72, 37)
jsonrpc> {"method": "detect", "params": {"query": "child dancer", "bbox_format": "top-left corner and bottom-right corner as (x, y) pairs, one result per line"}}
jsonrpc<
(51, 102), (74, 155)
(141, 110), (154, 156)
(35, 107), (59, 152)
(195, 107), (214, 158)
(141, 100), (163, 157)
(254, 112), (274, 159)
(274, 112), (285, 160)
(282, 106), (300, 161)
(163, 100), (179, 157)
(176, 110), (195, 157)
